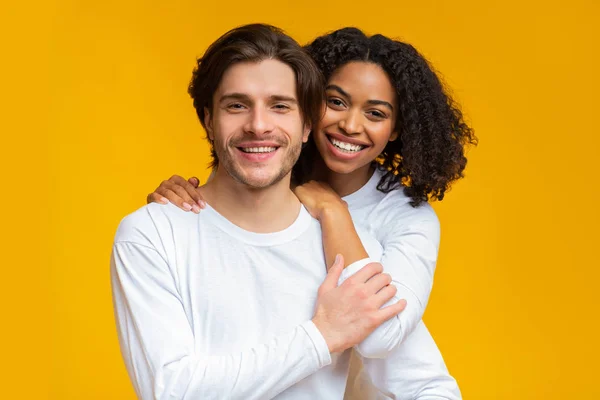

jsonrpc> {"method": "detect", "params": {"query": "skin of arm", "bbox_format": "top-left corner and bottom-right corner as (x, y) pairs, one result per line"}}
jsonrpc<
(294, 181), (436, 359)
(146, 177), (432, 359)
(293, 181), (368, 268)
(320, 205), (370, 267)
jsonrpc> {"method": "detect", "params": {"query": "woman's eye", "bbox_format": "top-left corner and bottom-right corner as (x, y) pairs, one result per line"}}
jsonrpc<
(368, 110), (386, 119)
(327, 98), (345, 108)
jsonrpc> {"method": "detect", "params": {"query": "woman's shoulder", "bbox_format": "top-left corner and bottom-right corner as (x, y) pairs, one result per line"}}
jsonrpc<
(378, 189), (437, 224)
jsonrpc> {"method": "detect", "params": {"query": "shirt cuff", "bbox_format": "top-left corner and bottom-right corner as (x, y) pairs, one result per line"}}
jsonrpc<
(300, 320), (332, 368)
(338, 257), (374, 286)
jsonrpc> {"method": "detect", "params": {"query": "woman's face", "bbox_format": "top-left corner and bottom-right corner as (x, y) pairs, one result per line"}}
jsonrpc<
(313, 61), (398, 177)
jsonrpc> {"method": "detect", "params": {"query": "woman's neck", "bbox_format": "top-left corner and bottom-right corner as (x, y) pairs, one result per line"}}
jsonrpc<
(311, 156), (375, 197)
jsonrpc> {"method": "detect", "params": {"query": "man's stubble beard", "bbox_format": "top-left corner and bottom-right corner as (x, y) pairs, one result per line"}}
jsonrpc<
(215, 136), (303, 189)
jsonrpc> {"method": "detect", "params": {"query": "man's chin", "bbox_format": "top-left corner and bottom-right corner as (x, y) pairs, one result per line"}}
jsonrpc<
(229, 170), (289, 189)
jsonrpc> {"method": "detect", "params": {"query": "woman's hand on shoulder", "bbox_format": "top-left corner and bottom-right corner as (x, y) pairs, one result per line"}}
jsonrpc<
(146, 175), (206, 214)
(292, 181), (347, 220)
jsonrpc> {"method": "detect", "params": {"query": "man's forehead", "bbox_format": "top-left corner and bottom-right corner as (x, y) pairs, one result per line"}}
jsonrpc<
(216, 59), (297, 100)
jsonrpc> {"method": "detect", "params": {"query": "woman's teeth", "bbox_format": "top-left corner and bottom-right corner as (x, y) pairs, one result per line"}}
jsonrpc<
(330, 138), (365, 153)
(240, 147), (277, 153)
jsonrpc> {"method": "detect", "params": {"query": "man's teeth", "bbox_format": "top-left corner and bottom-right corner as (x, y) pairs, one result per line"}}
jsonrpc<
(330, 138), (364, 152)
(241, 147), (277, 153)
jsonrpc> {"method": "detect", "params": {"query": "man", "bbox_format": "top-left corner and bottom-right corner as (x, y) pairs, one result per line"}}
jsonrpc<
(111, 24), (405, 399)
(111, 24), (459, 399)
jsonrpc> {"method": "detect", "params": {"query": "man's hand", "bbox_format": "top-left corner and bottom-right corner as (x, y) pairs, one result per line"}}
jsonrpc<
(312, 255), (407, 354)
(146, 175), (206, 213)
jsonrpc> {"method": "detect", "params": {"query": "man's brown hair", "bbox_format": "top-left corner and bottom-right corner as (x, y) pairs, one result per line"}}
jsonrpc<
(188, 23), (325, 167)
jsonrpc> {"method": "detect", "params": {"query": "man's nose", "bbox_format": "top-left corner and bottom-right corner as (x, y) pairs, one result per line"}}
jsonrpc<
(245, 107), (274, 135)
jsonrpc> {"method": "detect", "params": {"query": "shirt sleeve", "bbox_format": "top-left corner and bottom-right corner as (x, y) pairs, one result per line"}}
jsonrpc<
(337, 217), (440, 359)
(346, 321), (461, 400)
(111, 241), (331, 400)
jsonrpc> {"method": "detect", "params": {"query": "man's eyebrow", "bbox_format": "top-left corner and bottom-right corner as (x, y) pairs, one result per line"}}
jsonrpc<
(219, 93), (251, 103)
(218, 93), (298, 104)
(270, 95), (297, 103)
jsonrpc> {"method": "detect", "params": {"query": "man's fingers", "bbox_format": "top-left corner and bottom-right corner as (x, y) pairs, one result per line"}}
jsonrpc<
(378, 298), (407, 321)
(321, 254), (344, 291)
(347, 262), (384, 285)
(372, 284), (398, 308)
(365, 273), (392, 294)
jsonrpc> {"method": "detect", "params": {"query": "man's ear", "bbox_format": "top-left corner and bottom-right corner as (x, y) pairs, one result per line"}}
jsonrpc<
(389, 131), (399, 142)
(302, 123), (311, 143)
(204, 107), (214, 140)
(303, 101), (326, 143)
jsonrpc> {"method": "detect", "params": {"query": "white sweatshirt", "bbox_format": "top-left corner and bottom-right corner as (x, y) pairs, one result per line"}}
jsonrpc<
(342, 168), (460, 399)
(111, 169), (460, 399)
(112, 202), (383, 399)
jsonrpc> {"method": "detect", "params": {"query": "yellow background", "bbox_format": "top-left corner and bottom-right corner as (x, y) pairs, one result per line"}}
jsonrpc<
(3, 0), (598, 398)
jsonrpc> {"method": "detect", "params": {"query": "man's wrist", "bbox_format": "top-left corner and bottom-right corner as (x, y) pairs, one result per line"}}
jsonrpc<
(311, 317), (341, 354)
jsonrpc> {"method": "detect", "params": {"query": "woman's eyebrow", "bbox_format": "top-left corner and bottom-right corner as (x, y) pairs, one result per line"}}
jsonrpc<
(327, 84), (393, 111)
(326, 85), (351, 99)
(367, 99), (393, 111)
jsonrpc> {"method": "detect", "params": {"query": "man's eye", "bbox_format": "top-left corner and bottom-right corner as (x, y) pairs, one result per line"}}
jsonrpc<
(273, 104), (290, 110)
(228, 103), (245, 110)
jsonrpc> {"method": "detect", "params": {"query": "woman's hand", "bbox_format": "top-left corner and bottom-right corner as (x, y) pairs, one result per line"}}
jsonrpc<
(292, 181), (347, 220)
(146, 175), (206, 213)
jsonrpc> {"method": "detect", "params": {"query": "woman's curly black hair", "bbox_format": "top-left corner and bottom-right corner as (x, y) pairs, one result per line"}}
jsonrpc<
(292, 27), (477, 207)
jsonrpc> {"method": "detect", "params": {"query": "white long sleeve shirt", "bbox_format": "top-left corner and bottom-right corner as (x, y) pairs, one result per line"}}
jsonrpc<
(112, 168), (460, 398)
(341, 168), (461, 399)
(112, 202), (387, 399)
(342, 168), (441, 357)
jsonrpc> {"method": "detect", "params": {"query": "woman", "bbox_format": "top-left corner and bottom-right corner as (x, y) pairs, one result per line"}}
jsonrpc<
(148, 27), (475, 396)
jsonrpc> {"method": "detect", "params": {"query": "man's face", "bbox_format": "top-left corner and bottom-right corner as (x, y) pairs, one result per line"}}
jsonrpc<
(204, 59), (311, 189)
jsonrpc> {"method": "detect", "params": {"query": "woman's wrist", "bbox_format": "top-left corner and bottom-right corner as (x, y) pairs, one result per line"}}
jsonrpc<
(318, 200), (350, 222)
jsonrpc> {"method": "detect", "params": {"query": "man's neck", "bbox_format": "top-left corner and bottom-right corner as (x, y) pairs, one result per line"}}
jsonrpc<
(199, 168), (301, 234)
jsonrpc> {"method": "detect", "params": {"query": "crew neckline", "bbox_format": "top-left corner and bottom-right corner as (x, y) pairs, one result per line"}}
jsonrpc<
(200, 203), (313, 246)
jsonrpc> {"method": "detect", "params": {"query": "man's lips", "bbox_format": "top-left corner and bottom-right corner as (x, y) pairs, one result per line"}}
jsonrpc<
(236, 141), (281, 149)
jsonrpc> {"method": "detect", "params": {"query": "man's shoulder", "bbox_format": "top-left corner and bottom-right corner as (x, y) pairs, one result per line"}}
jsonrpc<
(114, 202), (195, 246)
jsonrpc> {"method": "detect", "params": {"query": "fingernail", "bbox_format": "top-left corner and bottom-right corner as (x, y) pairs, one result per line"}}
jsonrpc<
(182, 202), (192, 211)
(334, 254), (341, 264)
(159, 197), (168, 204)
(192, 204), (201, 213)
(198, 200), (206, 208)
